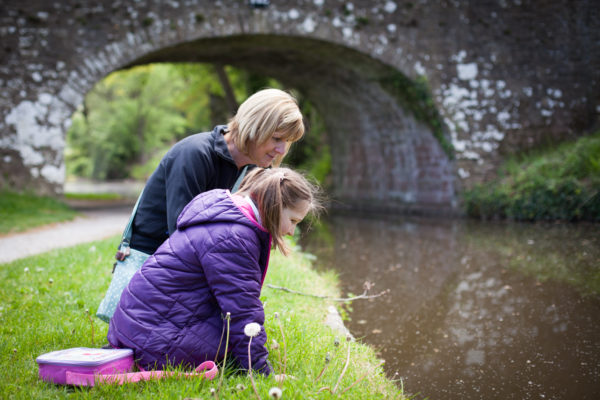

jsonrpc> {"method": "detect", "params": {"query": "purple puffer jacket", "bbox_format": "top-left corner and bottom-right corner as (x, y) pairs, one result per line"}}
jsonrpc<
(107, 189), (272, 374)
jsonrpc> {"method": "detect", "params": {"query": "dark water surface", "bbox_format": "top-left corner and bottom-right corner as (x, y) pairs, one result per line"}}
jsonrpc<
(301, 215), (600, 399)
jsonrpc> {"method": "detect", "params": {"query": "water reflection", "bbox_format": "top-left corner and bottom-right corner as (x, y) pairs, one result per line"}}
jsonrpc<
(301, 215), (600, 399)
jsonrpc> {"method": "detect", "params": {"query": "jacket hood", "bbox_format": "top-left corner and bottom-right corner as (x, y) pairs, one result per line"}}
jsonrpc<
(177, 189), (258, 231)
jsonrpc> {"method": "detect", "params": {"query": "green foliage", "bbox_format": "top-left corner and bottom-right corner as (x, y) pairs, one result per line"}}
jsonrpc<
(0, 190), (78, 234)
(463, 132), (600, 221)
(0, 237), (403, 399)
(284, 97), (332, 188)
(380, 72), (454, 159)
(67, 64), (207, 180)
(66, 63), (333, 185)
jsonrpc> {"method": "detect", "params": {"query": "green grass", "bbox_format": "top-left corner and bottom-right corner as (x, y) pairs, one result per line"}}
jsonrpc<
(463, 131), (600, 221)
(0, 191), (79, 234)
(0, 236), (403, 399)
(64, 192), (124, 201)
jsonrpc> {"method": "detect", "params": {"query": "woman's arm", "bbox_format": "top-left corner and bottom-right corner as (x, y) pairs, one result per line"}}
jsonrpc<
(163, 148), (213, 236)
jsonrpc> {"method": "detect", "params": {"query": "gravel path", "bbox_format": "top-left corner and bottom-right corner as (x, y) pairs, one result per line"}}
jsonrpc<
(0, 204), (132, 264)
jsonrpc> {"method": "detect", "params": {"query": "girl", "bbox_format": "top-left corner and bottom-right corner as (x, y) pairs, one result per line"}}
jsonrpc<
(107, 167), (320, 375)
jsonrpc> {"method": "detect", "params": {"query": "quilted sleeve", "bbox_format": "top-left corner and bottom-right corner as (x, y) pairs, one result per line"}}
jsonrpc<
(198, 233), (271, 375)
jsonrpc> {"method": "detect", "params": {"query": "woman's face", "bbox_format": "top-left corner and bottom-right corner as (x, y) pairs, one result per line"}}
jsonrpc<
(247, 132), (289, 167)
(280, 200), (310, 236)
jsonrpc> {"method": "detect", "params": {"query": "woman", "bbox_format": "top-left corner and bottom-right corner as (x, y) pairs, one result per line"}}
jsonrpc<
(130, 88), (305, 255)
(107, 167), (321, 375)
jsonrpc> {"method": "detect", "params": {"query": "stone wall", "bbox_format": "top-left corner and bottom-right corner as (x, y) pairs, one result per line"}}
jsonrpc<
(1, 0), (598, 212)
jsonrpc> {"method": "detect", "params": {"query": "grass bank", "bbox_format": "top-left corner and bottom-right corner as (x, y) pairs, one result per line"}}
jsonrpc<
(463, 132), (600, 221)
(0, 236), (403, 399)
(0, 190), (78, 235)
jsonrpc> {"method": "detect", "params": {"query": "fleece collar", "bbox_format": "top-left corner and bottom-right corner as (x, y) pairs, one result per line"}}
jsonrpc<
(212, 125), (235, 164)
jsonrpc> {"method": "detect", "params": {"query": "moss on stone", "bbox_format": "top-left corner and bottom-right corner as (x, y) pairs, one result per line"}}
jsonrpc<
(380, 72), (454, 159)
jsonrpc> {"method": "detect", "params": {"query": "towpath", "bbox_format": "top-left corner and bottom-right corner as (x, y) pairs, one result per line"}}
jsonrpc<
(0, 201), (131, 264)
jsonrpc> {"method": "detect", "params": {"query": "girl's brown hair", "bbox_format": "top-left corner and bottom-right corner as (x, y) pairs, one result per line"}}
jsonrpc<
(236, 167), (321, 255)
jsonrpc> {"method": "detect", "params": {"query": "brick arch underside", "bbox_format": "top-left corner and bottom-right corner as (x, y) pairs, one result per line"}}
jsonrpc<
(128, 35), (456, 213)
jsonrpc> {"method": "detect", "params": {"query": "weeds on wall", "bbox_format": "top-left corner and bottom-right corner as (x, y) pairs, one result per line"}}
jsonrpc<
(379, 72), (454, 159)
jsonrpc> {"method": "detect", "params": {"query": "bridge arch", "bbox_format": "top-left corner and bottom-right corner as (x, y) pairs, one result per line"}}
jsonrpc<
(2, 1), (598, 213)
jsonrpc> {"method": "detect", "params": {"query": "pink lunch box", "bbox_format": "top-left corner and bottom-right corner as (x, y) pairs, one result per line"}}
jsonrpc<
(36, 347), (134, 385)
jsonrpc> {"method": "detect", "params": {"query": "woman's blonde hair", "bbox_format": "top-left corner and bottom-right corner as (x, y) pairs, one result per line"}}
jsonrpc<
(227, 88), (304, 166)
(236, 167), (321, 255)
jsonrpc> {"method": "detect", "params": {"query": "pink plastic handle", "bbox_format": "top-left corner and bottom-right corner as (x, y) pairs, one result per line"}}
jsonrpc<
(65, 360), (218, 387)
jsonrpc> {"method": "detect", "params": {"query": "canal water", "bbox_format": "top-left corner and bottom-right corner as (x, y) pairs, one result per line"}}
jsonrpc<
(301, 214), (600, 399)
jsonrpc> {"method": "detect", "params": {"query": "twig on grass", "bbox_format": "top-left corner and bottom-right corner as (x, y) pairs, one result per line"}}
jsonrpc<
(266, 282), (389, 302)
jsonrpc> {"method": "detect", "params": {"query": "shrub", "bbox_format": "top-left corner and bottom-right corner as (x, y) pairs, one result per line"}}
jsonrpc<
(463, 132), (600, 221)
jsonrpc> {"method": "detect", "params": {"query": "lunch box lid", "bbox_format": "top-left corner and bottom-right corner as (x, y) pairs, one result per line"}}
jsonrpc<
(36, 347), (133, 367)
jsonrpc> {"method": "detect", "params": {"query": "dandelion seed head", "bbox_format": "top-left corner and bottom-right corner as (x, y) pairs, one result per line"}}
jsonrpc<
(269, 387), (282, 399)
(236, 383), (246, 391)
(271, 339), (279, 350)
(23, 267), (29, 273)
(325, 353), (331, 363)
(48, 278), (54, 284)
(334, 337), (340, 347)
(244, 322), (261, 337)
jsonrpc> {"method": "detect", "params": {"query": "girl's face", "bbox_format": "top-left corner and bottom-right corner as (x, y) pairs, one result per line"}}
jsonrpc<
(280, 200), (310, 236)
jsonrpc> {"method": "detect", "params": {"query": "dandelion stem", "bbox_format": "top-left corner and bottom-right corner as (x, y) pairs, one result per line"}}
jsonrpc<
(315, 362), (329, 382)
(274, 346), (282, 375)
(275, 314), (287, 381)
(341, 360), (385, 394)
(332, 337), (352, 394)
(315, 353), (331, 383)
(214, 317), (226, 362)
(248, 336), (261, 400)
(217, 312), (231, 397)
(85, 309), (95, 345)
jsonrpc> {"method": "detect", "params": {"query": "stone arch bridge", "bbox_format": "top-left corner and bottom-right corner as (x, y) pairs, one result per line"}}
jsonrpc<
(1, 0), (598, 214)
